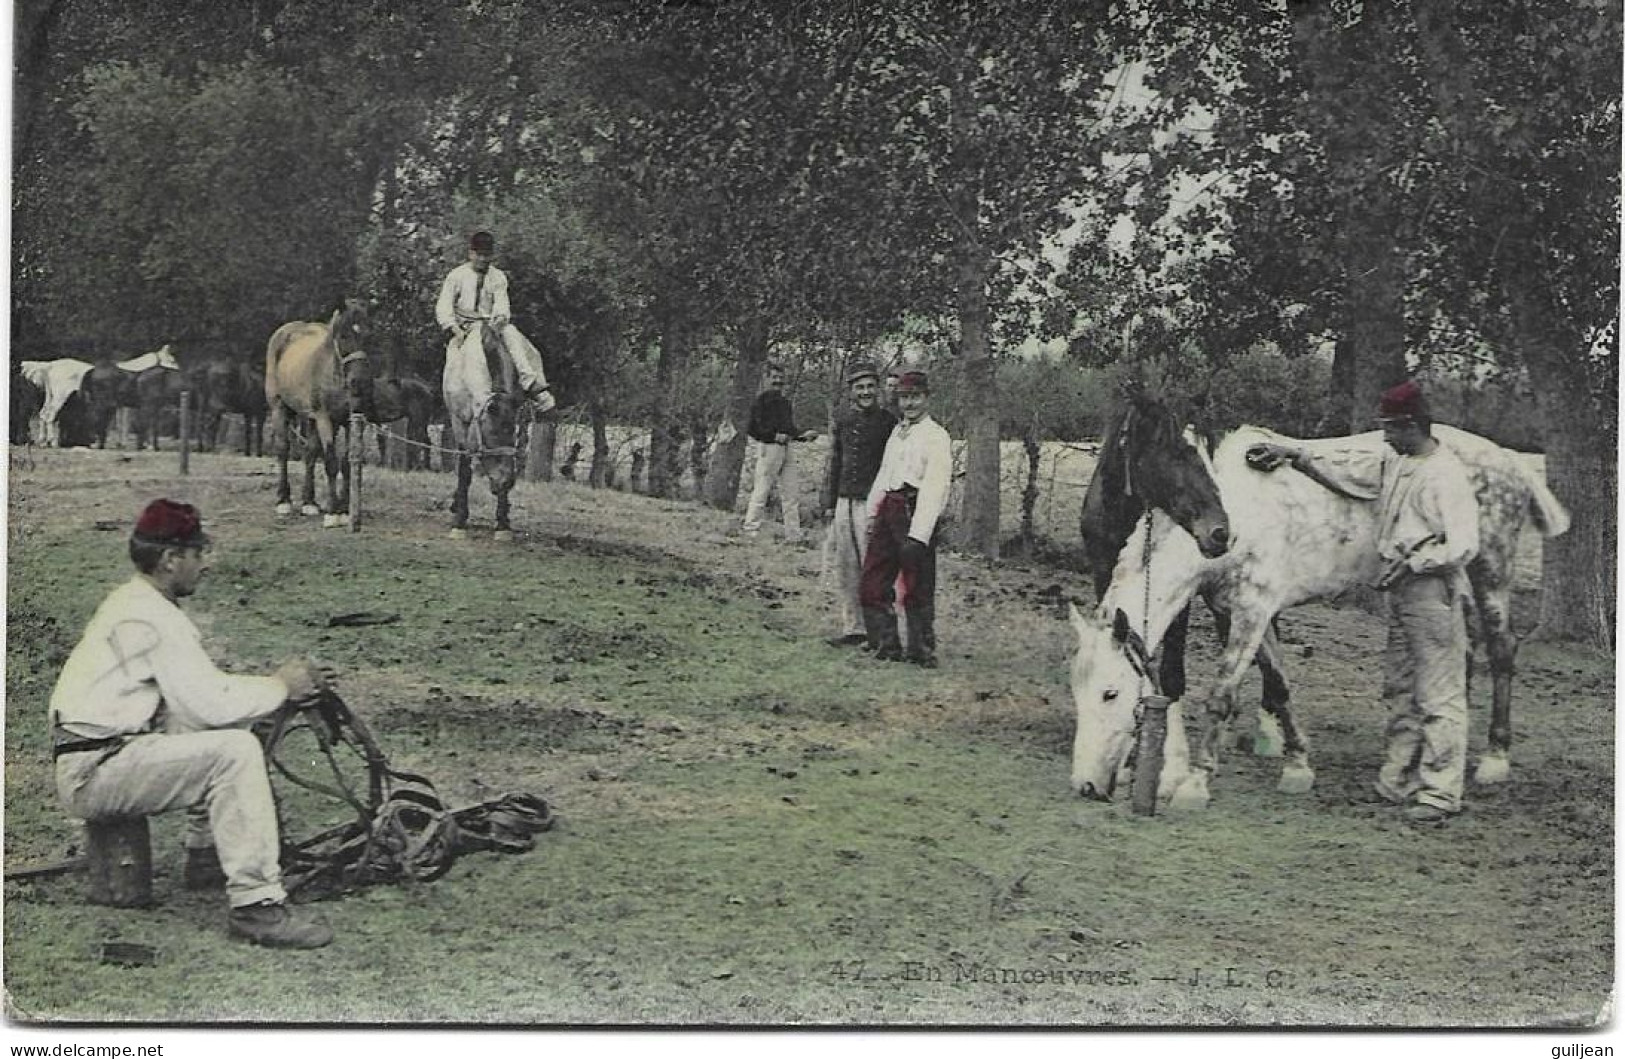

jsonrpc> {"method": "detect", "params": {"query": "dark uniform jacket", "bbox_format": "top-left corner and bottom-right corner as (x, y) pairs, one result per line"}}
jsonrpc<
(747, 390), (799, 445)
(821, 405), (898, 509)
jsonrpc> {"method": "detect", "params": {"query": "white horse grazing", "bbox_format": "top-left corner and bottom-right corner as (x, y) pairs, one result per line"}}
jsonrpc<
(1069, 424), (1569, 809)
(20, 358), (94, 446)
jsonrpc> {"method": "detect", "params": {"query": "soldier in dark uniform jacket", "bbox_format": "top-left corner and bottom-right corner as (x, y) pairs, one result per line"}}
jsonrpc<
(820, 360), (898, 646)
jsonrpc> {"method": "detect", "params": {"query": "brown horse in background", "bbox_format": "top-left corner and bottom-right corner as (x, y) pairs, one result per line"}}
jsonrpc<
(369, 373), (441, 471)
(265, 300), (371, 527)
(198, 355), (268, 455)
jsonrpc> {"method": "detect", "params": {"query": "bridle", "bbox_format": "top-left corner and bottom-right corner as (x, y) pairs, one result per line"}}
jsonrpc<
(465, 391), (525, 460)
(258, 690), (554, 899)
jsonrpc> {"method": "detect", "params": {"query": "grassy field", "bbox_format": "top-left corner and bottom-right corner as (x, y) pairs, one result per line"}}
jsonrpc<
(3, 446), (1612, 1027)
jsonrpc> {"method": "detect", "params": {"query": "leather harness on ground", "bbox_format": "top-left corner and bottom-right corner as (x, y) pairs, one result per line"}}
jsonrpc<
(259, 689), (554, 901)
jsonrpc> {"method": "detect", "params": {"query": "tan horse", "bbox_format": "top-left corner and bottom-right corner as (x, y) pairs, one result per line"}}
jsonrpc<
(265, 300), (371, 527)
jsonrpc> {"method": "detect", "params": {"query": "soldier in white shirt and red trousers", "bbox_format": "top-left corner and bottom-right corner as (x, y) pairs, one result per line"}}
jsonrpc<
(860, 370), (953, 667)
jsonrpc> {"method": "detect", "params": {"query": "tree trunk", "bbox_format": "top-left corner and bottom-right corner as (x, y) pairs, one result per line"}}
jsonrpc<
(1534, 414), (1616, 647)
(1290, 0), (1411, 432)
(648, 318), (689, 499)
(526, 416), (556, 482)
(1521, 319), (1616, 647)
(1319, 336), (1358, 435)
(1019, 428), (1042, 556)
(588, 398), (610, 489)
(949, 73), (1000, 559)
(688, 415), (709, 494)
(957, 284), (1001, 558)
(703, 318), (771, 510)
(1343, 215), (1409, 424)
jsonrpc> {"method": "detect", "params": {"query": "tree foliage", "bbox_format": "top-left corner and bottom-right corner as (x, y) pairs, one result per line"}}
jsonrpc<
(12, 1), (1616, 639)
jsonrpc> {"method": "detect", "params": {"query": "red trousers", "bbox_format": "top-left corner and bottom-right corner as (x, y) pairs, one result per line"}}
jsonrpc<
(859, 491), (936, 613)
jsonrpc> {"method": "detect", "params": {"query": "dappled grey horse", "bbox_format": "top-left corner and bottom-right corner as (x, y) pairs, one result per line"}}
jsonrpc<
(1070, 424), (1569, 808)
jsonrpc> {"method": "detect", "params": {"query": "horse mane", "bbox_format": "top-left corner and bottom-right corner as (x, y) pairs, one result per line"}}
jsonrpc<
(477, 325), (517, 397)
(1097, 509), (1209, 646)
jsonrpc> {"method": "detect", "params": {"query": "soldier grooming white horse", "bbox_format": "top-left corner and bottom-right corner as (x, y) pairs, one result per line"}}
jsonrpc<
(1070, 422), (1569, 808)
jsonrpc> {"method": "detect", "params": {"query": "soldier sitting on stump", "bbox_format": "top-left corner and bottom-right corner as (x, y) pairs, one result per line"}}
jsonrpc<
(49, 499), (334, 948)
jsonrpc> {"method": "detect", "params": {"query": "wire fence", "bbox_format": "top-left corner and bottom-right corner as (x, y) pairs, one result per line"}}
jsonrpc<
(29, 392), (1106, 546)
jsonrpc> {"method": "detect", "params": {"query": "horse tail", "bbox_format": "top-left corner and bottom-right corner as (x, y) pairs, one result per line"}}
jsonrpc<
(1520, 459), (1571, 538)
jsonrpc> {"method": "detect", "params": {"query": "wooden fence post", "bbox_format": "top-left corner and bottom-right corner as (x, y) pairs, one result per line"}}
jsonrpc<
(177, 390), (191, 475)
(349, 412), (364, 532)
(1130, 695), (1171, 817)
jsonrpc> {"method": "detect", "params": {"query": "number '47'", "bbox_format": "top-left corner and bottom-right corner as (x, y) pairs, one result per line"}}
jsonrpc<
(829, 960), (866, 980)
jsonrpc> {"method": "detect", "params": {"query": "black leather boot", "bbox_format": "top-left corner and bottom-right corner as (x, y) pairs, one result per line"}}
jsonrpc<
(904, 604), (937, 667)
(863, 607), (902, 661)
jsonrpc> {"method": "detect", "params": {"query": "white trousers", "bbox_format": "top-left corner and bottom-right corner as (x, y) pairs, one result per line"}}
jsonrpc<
(1377, 573), (1470, 811)
(56, 729), (286, 907)
(743, 442), (801, 537)
(445, 323), (549, 395)
(827, 497), (871, 636)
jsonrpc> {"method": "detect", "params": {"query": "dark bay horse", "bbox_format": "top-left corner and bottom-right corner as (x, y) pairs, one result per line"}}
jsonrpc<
(443, 323), (528, 539)
(369, 373), (439, 471)
(1070, 423), (1570, 807)
(1078, 395), (1264, 707)
(199, 355), (269, 455)
(11, 364), (43, 445)
(78, 346), (183, 450)
(266, 300), (371, 527)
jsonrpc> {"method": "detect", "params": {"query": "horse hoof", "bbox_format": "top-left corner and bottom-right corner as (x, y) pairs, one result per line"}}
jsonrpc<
(492, 529), (514, 543)
(1276, 766), (1316, 795)
(1164, 773), (1211, 811)
(322, 514), (344, 529)
(301, 504), (321, 517)
(1253, 714), (1284, 758)
(448, 528), (468, 540)
(1474, 752), (1511, 786)
(274, 503), (293, 517)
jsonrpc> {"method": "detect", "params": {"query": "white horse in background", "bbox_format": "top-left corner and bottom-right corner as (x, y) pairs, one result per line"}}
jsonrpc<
(1070, 424), (1569, 809)
(19, 358), (94, 446)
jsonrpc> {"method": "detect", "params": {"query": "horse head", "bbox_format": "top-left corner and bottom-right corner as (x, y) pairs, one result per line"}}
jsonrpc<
(1121, 394), (1230, 558)
(1067, 602), (1151, 801)
(338, 349), (376, 419)
(329, 299), (369, 352)
(1069, 510), (1209, 802)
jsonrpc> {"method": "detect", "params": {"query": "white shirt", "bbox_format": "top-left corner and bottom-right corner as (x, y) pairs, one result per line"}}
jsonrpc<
(866, 414), (954, 543)
(435, 262), (512, 332)
(1374, 445), (1480, 575)
(50, 577), (288, 738)
(1304, 442), (1480, 576)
